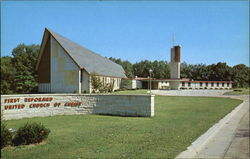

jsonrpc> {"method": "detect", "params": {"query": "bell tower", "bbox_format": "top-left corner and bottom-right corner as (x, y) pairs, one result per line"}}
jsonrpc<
(170, 45), (181, 79)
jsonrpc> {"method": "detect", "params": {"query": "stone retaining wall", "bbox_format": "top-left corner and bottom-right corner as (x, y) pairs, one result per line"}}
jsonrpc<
(1, 94), (154, 120)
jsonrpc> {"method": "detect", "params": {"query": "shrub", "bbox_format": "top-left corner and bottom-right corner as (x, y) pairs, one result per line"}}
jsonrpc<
(91, 73), (103, 92)
(12, 122), (50, 146)
(234, 89), (242, 92)
(121, 80), (132, 89)
(99, 85), (108, 93)
(1, 123), (13, 148)
(107, 80), (115, 92)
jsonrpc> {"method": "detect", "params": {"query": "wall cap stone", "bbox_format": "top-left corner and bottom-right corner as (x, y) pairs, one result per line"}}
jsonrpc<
(1, 94), (154, 97)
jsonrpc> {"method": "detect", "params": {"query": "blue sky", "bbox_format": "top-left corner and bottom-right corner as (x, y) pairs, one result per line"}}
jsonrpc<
(1, 1), (249, 66)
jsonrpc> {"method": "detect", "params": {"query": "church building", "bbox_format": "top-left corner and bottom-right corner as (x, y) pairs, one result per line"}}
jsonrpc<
(36, 28), (127, 93)
(127, 45), (232, 90)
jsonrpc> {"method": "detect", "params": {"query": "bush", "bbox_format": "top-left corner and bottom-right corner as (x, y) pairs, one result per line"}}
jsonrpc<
(99, 85), (108, 93)
(1, 123), (13, 148)
(234, 89), (242, 92)
(91, 73), (103, 92)
(121, 80), (132, 89)
(12, 122), (50, 146)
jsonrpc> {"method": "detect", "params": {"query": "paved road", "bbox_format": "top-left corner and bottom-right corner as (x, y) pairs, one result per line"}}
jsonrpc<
(152, 89), (230, 97)
(151, 90), (249, 159)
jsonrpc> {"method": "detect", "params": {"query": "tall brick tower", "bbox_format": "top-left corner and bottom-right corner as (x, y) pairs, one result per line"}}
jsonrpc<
(170, 45), (181, 79)
(169, 45), (181, 90)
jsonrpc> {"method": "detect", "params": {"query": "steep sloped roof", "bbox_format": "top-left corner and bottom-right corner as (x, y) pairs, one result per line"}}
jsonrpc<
(37, 28), (127, 78)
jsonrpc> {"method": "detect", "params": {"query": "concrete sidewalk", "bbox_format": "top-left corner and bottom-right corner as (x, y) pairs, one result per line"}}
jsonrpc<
(174, 95), (249, 159)
(224, 110), (249, 159)
(195, 97), (249, 159)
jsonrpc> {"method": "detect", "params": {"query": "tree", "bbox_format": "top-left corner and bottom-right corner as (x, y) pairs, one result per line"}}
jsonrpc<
(231, 64), (250, 88)
(91, 73), (103, 93)
(151, 60), (170, 79)
(192, 64), (209, 80)
(133, 60), (153, 78)
(181, 62), (193, 79)
(1, 56), (15, 94)
(11, 44), (40, 93)
(122, 60), (134, 78)
(207, 62), (232, 81)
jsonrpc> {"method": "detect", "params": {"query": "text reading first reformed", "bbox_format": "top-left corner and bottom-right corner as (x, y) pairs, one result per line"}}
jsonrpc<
(4, 97), (53, 110)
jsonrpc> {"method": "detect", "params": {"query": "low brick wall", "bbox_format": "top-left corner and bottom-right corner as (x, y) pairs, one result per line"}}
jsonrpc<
(1, 94), (154, 120)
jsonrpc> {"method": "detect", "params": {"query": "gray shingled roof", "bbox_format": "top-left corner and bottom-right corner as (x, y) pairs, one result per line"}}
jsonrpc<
(47, 29), (127, 78)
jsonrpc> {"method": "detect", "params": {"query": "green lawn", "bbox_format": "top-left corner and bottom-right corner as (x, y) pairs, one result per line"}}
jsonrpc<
(223, 88), (249, 95)
(1, 91), (242, 159)
(112, 89), (149, 95)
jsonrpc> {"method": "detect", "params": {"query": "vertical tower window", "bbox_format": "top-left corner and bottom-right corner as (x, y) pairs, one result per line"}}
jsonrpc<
(80, 70), (83, 83)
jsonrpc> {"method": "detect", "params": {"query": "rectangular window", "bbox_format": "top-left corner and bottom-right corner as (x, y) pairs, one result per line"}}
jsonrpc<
(227, 83), (229, 87)
(188, 82), (191, 87)
(222, 83), (224, 87)
(211, 83), (214, 87)
(80, 70), (83, 83)
(206, 82), (208, 87)
(182, 82), (185, 86)
(200, 82), (203, 87)
(217, 83), (219, 87)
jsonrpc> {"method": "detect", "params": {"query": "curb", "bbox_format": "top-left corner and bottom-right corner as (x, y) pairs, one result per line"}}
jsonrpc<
(175, 100), (246, 159)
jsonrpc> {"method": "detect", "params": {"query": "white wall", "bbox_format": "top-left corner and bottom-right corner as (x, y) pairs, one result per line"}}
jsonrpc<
(126, 80), (142, 89)
(170, 62), (180, 79)
(169, 81), (180, 90)
(113, 78), (121, 90)
(50, 37), (80, 93)
(131, 80), (137, 89)
(1, 94), (154, 120)
(158, 81), (170, 89)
